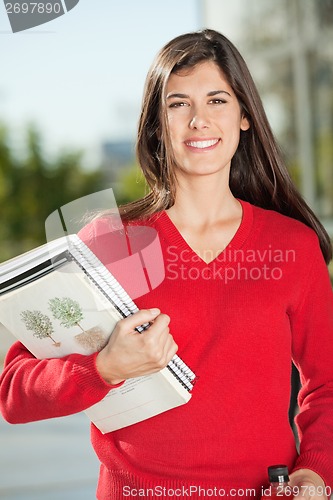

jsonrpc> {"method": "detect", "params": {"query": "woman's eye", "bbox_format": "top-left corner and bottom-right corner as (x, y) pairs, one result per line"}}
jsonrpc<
(209, 98), (227, 105)
(168, 101), (188, 108)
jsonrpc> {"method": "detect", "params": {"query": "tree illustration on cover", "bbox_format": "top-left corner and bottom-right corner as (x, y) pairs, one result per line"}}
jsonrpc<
(48, 296), (106, 352)
(20, 310), (61, 347)
(49, 297), (84, 331)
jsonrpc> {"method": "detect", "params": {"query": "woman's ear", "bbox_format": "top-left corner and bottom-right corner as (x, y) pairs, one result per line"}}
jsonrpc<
(240, 115), (250, 131)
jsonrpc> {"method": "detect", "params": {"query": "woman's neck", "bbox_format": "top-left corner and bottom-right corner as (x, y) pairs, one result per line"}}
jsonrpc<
(165, 178), (243, 264)
(167, 177), (240, 228)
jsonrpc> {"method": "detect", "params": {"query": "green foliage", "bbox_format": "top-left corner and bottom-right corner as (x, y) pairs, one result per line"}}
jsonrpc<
(20, 310), (54, 340)
(49, 297), (84, 329)
(115, 163), (148, 205)
(316, 131), (333, 215)
(0, 123), (104, 262)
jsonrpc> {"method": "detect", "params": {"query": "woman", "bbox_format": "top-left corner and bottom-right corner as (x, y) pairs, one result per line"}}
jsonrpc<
(1, 29), (333, 499)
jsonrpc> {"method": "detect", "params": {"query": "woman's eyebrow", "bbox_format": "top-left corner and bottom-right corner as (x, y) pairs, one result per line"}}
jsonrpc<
(166, 93), (189, 99)
(166, 90), (231, 99)
(207, 90), (231, 97)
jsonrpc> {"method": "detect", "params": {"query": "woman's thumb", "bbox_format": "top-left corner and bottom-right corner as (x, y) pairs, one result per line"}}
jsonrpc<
(120, 308), (160, 332)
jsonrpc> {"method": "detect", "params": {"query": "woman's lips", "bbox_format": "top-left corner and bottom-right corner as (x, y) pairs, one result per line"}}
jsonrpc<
(184, 138), (220, 150)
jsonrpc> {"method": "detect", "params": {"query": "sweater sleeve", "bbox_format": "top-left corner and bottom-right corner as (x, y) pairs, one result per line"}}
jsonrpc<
(290, 235), (333, 488)
(0, 341), (122, 424)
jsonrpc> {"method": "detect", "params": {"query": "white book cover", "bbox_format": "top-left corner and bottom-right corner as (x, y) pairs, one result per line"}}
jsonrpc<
(0, 260), (122, 359)
(0, 237), (193, 432)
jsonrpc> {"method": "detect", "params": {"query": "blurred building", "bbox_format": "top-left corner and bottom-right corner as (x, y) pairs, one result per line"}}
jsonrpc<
(101, 139), (135, 182)
(201, 0), (333, 236)
(100, 99), (138, 183)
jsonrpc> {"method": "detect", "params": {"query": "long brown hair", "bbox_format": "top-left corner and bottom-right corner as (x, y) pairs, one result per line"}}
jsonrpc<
(120, 29), (332, 263)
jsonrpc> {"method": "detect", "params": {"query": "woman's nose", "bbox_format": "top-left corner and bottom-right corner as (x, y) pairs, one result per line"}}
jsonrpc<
(189, 111), (210, 129)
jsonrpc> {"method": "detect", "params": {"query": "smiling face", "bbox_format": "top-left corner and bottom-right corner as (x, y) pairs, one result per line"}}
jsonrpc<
(165, 61), (250, 181)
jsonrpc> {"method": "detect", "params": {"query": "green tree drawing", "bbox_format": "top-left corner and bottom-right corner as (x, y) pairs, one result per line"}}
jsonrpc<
(20, 310), (60, 346)
(49, 297), (84, 332)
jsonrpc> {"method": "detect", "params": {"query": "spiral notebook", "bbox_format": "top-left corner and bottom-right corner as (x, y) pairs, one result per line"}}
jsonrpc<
(0, 234), (196, 432)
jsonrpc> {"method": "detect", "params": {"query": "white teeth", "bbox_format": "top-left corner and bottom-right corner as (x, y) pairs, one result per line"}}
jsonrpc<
(186, 139), (219, 149)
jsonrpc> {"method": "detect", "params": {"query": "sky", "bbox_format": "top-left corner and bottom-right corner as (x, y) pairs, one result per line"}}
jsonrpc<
(0, 0), (244, 168)
(0, 0), (203, 166)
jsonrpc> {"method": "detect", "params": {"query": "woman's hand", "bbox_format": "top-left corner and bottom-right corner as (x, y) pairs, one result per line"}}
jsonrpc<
(289, 469), (328, 499)
(96, 308), (178, 385)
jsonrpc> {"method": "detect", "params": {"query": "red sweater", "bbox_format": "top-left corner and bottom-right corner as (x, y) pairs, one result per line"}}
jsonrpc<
(1, 200), (333, 499)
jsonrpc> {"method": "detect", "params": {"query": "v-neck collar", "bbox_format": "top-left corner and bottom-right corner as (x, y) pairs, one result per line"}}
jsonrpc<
(156, 199), (254, 267)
